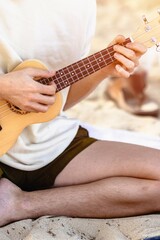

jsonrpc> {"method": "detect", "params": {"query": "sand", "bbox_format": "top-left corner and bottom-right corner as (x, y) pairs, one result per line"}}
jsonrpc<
(1, 1), (160, 239)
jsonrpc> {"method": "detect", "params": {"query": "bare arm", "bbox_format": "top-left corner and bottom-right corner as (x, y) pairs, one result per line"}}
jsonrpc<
(64, 35), (147, 110)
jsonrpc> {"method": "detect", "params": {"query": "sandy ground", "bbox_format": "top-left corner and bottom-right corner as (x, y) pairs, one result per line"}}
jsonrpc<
(1, 1), (160, 239)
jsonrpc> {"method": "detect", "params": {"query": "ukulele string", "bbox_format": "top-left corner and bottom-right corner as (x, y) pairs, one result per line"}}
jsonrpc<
(133, 24), (160, 47)
(0, 46), (120, 119)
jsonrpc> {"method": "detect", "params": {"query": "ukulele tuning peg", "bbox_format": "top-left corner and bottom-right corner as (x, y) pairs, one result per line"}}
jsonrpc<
(151, 37), (157, 43)
(142, 14), (151, 31)
(142, 15), (148, 24)
(157, 8), (160, 15)
(156, 43), (160, 52)
(151, 37), (160, 52)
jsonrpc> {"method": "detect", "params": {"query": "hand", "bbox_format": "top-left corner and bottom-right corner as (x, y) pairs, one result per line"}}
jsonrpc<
(0, 68), (56, 112)
(102, 35), (147, 78)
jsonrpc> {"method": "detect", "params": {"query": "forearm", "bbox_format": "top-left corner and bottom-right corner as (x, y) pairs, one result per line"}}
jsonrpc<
(64, 69), (109, 110)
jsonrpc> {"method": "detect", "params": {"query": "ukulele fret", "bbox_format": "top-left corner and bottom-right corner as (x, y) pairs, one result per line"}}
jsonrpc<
(58, 69), (70, 87)
(73, 62), (86, 79)
(39, 77), (51, 85)
(67, 64), (80, 85)
(106, 47), (115, 62)
(68, 64), (80, 81)
(89, 55), (100, 71)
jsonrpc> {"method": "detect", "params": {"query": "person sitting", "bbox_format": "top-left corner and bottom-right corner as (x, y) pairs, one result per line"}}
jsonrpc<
(1, 0), (160, 228)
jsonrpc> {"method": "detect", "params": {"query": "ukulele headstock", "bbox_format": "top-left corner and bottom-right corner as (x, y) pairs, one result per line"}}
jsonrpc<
(131, 9), (160, 51)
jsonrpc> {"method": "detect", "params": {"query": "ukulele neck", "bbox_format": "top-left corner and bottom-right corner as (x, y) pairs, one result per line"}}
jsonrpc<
(39, 38), (131, 91)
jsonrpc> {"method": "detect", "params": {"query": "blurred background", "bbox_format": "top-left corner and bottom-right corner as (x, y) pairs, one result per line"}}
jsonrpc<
(66, 0), (160, 137)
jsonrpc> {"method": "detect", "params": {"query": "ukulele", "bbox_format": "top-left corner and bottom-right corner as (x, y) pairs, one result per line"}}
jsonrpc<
(0, 12), (160, 156)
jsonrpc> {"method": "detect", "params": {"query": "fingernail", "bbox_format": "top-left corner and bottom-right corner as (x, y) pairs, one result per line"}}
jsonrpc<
(114, 53), (119, 58)
(113, 45), (118, 51)
(116, 64), (121, 71)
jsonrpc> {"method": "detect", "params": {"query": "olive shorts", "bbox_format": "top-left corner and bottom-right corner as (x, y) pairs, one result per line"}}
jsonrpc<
(0, 127), (97, 191)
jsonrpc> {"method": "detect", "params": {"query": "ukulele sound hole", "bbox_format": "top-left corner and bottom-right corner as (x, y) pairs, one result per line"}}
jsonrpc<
(8, 103), (28, 115)
(0, 125), (2, 131)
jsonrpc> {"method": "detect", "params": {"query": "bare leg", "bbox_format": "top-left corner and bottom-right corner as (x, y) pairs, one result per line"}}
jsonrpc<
(1, 141), (160, 226)
(0, 178), (23, 226)
(54, 141), (160, 186)
(0, 175), (159, 226)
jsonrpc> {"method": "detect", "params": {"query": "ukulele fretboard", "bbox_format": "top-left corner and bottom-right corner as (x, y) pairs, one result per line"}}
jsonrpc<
(39, 38), (131, 91)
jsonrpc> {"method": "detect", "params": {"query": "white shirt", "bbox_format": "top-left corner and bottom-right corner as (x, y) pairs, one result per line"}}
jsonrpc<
(0, 0), (96, 170)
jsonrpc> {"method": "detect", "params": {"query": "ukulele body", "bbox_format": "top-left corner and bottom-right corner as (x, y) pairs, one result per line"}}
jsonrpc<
(0, 59), (62, 156)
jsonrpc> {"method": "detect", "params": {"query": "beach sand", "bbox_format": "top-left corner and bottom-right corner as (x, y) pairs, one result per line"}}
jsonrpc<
(1, 1), (160, 239)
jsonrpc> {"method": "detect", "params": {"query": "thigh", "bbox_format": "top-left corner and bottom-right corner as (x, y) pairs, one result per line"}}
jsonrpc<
(54, 140), (160, 187)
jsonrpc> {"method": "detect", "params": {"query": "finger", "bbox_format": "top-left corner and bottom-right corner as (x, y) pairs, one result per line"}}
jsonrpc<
(29, 102), (50, 113)
(113, 45), (137, 62)
(18, 100), (49, 113)
(115, 64), (131, 78)
(108, 35), (126, 46)
(36, 81), (57, 96)
(126, 42), (147, 55)
(114, 53), (135, 72)
(32, 93), (56, 106)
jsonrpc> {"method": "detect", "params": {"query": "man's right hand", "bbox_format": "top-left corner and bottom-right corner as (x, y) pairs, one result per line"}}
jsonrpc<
(0, 68), (56, 112)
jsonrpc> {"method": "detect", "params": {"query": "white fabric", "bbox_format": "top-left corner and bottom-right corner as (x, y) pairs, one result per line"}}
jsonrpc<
(81, 122), (160, 150)
(0, 0), (96, 170)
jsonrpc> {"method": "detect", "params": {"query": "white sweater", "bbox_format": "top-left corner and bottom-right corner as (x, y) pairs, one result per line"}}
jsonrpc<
(0, 0), (96, 170)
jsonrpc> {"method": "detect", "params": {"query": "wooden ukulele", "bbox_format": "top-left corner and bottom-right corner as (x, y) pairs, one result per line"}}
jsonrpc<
(0, 13), (160, 156)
